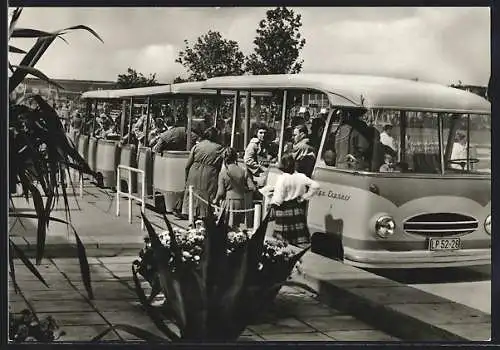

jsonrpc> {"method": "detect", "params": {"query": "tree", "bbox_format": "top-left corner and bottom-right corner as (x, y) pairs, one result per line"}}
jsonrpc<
(115, 68), (159, 89)
(245, 7), (306, 75)
(176, 30), (245, 81)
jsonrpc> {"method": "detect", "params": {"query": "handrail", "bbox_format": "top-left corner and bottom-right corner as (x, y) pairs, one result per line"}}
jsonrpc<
(116, 164), (146, 230)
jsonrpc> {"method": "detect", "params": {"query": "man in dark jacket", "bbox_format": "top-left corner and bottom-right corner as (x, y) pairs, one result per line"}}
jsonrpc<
(152, 119), (198, 153)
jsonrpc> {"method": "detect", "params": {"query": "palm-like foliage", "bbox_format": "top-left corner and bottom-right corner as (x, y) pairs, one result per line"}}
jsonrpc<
(8, 7), (104, 299)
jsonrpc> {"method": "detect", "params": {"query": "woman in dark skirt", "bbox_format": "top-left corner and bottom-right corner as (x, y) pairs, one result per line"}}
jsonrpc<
(269, 154), (320, 245)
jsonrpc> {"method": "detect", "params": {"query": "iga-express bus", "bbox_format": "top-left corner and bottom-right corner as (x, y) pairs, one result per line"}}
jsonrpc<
(203, 74), (491, 268)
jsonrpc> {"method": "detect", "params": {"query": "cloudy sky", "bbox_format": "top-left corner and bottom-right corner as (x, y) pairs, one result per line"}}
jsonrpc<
(9, 7), (490, 86)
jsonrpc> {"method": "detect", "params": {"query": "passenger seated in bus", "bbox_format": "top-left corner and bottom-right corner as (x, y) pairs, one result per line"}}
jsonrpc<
(334, 110), (371, 170)
(133, 114), (153, 145)
(379, 124), (398, 154)
(152, 118), (199, 153)
(103, 120), (120, 140)
(244, 124), (270, 188)
(266, 127), (279, 160)
(379, 154), (395, 173)
(289, 124), (317, 177)
(148, 118), (168, 147)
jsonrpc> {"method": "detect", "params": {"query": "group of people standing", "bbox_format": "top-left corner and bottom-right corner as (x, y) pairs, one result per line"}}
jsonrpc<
(175, 122), (320, 246)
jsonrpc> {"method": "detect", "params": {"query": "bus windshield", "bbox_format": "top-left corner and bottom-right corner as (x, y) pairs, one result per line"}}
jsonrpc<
(320, 109), (491, 175)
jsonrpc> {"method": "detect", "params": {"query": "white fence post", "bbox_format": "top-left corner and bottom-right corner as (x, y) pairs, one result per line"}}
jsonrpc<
(116, 166), (120, 217)
(253, 203), (262, 229)
(128, 168), (132, 224)
(79, 173), (83, 198)
(116, 164), (146, 230)
(188, 185), (194, 226)
(141, 171), (145, 231)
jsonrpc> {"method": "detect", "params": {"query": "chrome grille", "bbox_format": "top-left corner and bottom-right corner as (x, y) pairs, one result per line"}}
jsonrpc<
(403, 213), (478, 237)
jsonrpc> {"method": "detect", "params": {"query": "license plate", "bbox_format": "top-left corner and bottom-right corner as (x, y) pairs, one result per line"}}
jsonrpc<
(428, 238), (461, 251)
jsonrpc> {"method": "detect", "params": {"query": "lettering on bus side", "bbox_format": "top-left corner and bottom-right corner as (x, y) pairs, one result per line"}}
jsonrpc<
(317, 190), (351, 201)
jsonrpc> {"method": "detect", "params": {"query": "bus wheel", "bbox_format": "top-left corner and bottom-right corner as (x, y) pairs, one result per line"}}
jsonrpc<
(311, 232), (344, 262)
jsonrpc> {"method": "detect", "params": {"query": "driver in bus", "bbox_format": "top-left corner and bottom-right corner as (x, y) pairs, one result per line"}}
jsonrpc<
(450, 132), (468, 169)
(334, 109), (371, 170)
(379, 124), (398, 156)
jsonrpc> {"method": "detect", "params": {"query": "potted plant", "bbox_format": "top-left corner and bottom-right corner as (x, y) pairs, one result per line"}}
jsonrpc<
(93, 207), (314, 342)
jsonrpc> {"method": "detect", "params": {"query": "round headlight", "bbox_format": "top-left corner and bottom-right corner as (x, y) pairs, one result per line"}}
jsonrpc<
(375, 216), (396, 238)
(484, 215), (491, 235)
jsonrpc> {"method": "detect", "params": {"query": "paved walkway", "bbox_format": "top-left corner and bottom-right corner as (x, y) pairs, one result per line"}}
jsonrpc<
(9, 186), (398, 342)
(9, 257), (397, 342)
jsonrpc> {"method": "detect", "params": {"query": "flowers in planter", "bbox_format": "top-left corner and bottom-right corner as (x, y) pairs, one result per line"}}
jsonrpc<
(125, 208), (310, 342)
(9, 308), (65, 342)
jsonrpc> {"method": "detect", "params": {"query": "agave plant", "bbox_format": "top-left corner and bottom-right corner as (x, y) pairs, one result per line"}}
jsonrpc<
(92, 207), (315, 342)
(8, 7), (104, 299)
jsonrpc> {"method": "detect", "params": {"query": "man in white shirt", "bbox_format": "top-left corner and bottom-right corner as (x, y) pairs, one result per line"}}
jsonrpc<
(380, 124), (397, 155)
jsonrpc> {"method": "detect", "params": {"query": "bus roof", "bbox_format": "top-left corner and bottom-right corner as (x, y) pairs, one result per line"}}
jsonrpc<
(81, 82), (271, 100)
(202, 74), (491, 114)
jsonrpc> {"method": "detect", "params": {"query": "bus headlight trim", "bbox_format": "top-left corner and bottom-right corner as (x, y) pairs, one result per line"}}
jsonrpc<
(485, 215), (491, 235)
(375, 216), (396, 238)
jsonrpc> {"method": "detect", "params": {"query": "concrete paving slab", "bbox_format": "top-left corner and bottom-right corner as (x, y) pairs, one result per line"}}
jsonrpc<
(102, 263), (136, 273)
(325, 330), (400, 341)
(22, 290), (85, 301)
(248, 318), (316, 334)
(436, 322), (491, 341)
(260, 332), (333, 341)
(36, 311), (107, 326)
(72, 282), (137, 300)
(31, 300), (96, 313)
(99, 256), (138, 265)
(52, 257), (102, 265)
(15, 280), (76, 291)
(90, 300), (143, 312)
(58, 325), (121, 342)
(346, 285), (447, 305)
(238, 334), (265, 341)
(388, 302), (490, 325)
(301, 315), (374, 332)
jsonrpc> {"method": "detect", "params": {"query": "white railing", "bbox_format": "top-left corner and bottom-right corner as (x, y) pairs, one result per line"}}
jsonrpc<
(116, 164), (145, 230)
(188, 185), (262, 228)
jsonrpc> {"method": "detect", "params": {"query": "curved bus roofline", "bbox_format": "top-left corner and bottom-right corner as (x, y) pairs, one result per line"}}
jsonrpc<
(202, 73), (491, 115)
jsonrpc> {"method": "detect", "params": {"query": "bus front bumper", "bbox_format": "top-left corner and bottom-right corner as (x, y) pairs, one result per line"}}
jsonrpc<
(343, 247), (491, 269)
